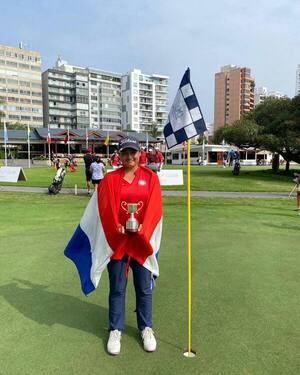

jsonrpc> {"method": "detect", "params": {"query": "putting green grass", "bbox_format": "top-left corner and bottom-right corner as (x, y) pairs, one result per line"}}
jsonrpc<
(0, 165), (298, 192)
(0, 192), (299, 374)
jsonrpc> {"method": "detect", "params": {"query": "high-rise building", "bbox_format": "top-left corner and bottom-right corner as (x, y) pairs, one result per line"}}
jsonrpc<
(121, 69), (168, 136)
(214, 65), (255, 131)
(254, 86), (287, 106)
(42, 57), (122, 130)
(0, 43), (43, 128)
(295, 65), (300, 96)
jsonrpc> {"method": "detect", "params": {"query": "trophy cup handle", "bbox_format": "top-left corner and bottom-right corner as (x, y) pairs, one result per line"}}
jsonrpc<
(136, 201), (144, 214)
(121, 201), (128, 213)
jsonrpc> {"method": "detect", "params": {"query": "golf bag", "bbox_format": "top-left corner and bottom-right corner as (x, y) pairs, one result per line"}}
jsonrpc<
(232, 160), (240, 176)
(48, 167), (66, 194)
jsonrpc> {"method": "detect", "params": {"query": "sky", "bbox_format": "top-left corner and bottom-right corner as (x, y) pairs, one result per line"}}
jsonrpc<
(0, 0), (299, 123)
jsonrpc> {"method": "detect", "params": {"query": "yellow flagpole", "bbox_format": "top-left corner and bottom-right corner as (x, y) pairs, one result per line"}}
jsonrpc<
(184, 140), (195, 357)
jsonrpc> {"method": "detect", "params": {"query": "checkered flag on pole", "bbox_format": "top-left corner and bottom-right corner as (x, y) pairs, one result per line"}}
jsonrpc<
(164, 68), (207, 149)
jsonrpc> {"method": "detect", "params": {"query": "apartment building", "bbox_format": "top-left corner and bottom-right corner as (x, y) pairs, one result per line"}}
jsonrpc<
(254, 86), (287, 106)
(0, 43), (43, 128)
(121, 69), (168, 136)
(88, 68), (122, 131)
(214, 65), (255, 131)
(42, 57), (121, 130)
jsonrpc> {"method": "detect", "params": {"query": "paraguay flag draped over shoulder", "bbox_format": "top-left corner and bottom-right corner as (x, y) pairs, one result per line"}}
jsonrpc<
(163, 68), (207, 149)
(64, 167), (163, 295)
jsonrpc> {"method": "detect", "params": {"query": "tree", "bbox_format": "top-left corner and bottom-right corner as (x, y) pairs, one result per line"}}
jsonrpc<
(213, 119), (260, 149)
(249, 97), (300, 172)
(213, 97), (300, 172)
(0, 122), (26, 130)
(149, 121), (159, 139)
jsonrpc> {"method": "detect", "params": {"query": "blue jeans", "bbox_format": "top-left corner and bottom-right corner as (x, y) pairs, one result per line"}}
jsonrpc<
(107, 256), (153, 331)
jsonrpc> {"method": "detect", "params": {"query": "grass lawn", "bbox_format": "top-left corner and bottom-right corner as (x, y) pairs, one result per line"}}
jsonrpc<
(1, 165), (298, 192)
(0, 192), (299, 374)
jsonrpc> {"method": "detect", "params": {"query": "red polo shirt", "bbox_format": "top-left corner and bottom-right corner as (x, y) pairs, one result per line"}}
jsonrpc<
(139, 150), (148, 165)
(111, 167), (152, 260)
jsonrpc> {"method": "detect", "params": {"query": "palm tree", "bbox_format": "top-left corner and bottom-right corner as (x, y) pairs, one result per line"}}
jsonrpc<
(149, 121), (159, 139)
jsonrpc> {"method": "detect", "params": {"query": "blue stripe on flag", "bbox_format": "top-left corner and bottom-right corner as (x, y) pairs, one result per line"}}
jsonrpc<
(174, 127), (187, 144)
(64, 225), (95, 295)
(194, 119), (207, 133)
(180, 69), (190, 87)
(184, 95), (198, 111)
(163, 122), (173, 137)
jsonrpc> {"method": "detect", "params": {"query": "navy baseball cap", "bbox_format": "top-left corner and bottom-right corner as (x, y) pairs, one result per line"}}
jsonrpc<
(118, 137), (140, 152)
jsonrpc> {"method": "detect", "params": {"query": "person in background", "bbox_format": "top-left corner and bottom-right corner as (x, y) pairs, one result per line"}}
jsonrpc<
(50, 151), (55, 166)
(223, 152), (228, 168)
(54, 157), (61, 170)
(110, 150), (120, 169)
(146, 147), (158, 172)
(154, 147), (164, 172)
(139, 147), (148, 167)
(90, 156), (106, 190)
(83, 148), (94, 195)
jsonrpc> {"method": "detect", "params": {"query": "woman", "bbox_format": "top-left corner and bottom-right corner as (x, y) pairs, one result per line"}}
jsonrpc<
(90, 156), (105, 190)
(98, 136), (163, 355)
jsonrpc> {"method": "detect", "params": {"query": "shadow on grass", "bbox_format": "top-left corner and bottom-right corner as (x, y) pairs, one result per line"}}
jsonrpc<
(0, 279), (140, 351)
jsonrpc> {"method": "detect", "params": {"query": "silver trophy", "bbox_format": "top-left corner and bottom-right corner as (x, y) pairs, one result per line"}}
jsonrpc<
(121, 201), (143, 233)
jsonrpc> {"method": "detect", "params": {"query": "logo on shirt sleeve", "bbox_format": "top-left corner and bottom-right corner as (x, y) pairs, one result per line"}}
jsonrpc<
(138, 179), (146, 186)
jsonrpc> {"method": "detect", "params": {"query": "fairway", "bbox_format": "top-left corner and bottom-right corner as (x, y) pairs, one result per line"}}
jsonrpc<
(0, 192), (299, 375)
(0, 165), (298, 192)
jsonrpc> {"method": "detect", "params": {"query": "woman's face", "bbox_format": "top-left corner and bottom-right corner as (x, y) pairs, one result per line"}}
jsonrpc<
(120, 148), (140, 169)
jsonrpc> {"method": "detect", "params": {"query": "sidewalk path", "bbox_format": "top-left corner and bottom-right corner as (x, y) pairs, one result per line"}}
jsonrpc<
(0, 185), (291, 198)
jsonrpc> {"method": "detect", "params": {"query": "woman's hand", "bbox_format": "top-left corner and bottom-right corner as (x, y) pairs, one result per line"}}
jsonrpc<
(116, 224), (125, 234)
(138, 224), (143, 232)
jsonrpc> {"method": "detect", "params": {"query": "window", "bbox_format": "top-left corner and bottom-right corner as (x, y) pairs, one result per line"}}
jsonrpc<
(30, 66), (40, 72)
(6, 61), (18, 67)
(8, 97), (19, 102)
(32, 116), (43, 121)
(31, 92), (42, 97)
(19, 81), (30, 87)
(19, 63), (30, 69)
(7, 79), (18, 85)
(31, 83), (41, 89)
(9, 114), (20, 120)
(7, 88), (18, 94)
(20, 98), (31, 104)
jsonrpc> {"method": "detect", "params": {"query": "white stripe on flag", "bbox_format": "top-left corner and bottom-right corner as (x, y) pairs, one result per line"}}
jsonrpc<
(169, 90), (192, 132)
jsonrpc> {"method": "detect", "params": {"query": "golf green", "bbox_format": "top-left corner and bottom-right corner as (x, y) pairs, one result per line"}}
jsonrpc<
(0, 193), (299, 374)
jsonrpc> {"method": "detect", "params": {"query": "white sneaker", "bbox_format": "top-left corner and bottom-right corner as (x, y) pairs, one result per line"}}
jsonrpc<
(107, 330), (121, 355)
(141, 327), (156, 352)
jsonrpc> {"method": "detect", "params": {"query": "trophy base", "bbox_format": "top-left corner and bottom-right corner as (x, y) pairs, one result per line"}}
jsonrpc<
(126, 228), (138, 233)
